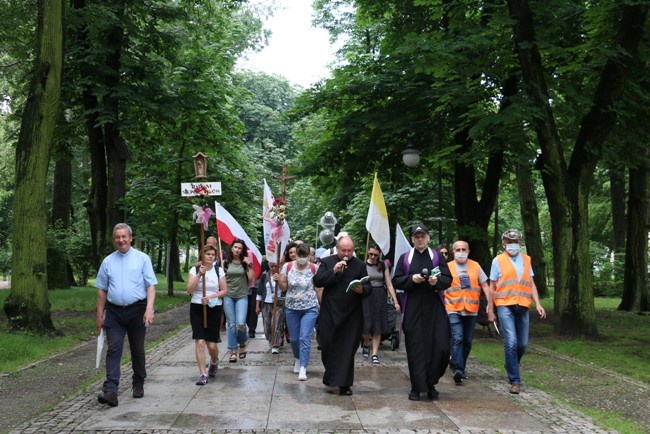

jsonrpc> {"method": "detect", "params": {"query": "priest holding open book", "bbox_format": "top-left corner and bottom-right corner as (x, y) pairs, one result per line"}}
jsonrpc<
(313, 235), (371, 396)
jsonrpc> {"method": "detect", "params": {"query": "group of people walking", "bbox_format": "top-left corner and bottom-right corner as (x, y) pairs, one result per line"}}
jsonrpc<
(95, 221), (545, 407)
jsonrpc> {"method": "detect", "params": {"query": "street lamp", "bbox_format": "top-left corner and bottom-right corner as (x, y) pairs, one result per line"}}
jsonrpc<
(401, 136), (421, 167)
(401, 136), (443, 244)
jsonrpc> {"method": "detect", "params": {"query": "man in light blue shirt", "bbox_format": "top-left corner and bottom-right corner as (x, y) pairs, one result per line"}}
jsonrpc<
(96, 223), (157, 407)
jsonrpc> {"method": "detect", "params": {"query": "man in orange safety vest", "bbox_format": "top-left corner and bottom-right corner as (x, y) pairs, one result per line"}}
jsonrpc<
(444, 240), (491, 385)
(488, 229), (546, 395)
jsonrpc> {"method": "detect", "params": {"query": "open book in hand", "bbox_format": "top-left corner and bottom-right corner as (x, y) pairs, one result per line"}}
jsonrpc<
(346, 276), (370, 293)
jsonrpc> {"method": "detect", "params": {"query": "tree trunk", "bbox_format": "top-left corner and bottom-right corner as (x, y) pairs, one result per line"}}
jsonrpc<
(4, 0), (63, 332)
(508, 0), (647, 336)
(72, 0), (108, 270)
(103, 2), (129, 233)
(453, 127), (502, 272)
(619, 148), (649, 311)
(608, 162), (626, 282)
(516, 161), (549, 298)
(48, 157), (72, 289)
(155, 237), (163, 273)
(184, 244), (190, 273)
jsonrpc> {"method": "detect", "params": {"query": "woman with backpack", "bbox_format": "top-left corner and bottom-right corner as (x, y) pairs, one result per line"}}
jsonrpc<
(277, 243), (319, 380)
(223, 238), (256, 363)
(187, 244), (228, 385)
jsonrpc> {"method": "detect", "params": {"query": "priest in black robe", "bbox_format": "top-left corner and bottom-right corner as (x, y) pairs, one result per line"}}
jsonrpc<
(392, 224), (452, 401)
(313, 235), (371, 396)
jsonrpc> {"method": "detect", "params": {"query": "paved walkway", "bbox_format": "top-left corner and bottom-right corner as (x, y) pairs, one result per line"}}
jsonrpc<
(10, 322), (615, 434)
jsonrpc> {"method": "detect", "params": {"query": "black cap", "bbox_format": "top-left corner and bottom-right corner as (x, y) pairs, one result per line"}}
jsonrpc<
(410, 224), (429, 236)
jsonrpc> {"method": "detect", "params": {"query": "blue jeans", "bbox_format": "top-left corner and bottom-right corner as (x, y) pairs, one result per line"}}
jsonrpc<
(103, 302), (147, 393)
(497, 304), (530, 385)
(448, 313), (478, 375)
(285, 306), (319, 368)
(223, 296), (249, 350)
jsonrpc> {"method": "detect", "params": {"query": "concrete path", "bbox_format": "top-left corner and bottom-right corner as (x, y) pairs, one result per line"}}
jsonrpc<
(10, 322), (614, 433)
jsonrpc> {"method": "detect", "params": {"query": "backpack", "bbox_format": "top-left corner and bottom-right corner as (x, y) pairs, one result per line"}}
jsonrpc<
(194, 263), (220, 279)
(286, 261), (317, 275)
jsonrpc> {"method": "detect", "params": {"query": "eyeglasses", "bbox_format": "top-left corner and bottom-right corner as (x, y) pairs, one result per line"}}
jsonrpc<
(367, 253), (379, 257)
(440, 251), (448, 256)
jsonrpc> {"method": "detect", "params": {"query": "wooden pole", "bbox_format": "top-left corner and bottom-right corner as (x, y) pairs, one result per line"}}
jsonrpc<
(200, 222), (207, 328)
(270, 243), (281, 347)
(364, 232), (371, 262)
(269, 164), (296, 347)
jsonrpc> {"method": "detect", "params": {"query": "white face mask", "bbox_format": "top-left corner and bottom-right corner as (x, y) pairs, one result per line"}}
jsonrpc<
(505, 243), (521, 255)
(454, 252), (468, 262)
(296, 257), (309, 265)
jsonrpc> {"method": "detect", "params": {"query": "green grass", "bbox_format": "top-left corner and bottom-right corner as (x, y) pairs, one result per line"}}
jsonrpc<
(471, 296), (650, 433)
(0, 285), (187, 373)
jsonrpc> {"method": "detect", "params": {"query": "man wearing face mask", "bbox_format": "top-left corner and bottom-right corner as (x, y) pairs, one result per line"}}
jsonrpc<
(444, 240), (491, 385)
(488, 229), (546, 395)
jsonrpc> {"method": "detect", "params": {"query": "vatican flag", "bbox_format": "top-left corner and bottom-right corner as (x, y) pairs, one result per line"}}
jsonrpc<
(365, 173), (390, 255)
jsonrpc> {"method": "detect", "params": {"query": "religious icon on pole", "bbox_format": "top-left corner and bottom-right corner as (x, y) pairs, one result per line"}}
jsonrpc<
(182, 152), (221, 327)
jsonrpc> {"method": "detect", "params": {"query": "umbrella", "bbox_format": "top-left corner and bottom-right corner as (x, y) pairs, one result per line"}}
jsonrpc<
(95, 328), (105, 369)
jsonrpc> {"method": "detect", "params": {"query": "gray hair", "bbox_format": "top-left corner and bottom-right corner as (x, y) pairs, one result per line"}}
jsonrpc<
(113, 223), (133, 236)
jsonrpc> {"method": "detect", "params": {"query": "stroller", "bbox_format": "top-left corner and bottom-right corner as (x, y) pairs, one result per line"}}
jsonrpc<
(381, 298), (400, 350)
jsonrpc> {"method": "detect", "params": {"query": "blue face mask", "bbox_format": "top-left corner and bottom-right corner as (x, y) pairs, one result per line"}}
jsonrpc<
(296, 257), (309, 265)
(505, 243), (521, 256)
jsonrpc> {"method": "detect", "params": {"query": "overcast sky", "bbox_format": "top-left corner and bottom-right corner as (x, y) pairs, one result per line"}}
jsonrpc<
(236, 0), (338, 88)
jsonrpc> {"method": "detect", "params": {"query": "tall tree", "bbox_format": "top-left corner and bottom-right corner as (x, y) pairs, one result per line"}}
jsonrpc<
(507, 0), (648, 335)
(619, 147), (649, 311)
(4, 0), (64, 332)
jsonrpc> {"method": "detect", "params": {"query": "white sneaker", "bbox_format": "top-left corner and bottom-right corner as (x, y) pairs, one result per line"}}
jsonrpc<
(271, 346), (279, 354)
(298, 366), (307, 381)
(293, 359), (300, 373)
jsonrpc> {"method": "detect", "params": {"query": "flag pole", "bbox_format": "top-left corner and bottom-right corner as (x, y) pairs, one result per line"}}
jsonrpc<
(364, 232), (371, 262)
(270, 243), (281, 348)
(214, 201), (224, 264)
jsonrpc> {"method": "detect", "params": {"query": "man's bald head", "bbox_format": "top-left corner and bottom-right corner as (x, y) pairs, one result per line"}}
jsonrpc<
(336, 236), (355, 260)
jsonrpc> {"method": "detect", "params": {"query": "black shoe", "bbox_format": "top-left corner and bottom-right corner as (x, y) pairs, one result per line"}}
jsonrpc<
(453, 371), (463, 385)
(98, 391), (119, 407)
(132, 384), (144, 398)
(427, 387), (439, 401)
(339, 386), (353, 396)
(208, 362), (218, 377)
(249, 333), (256, 338)
(408, 389), (421, 401)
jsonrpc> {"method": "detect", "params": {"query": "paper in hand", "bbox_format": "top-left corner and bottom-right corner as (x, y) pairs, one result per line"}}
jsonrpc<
(95, 328), (105, 369)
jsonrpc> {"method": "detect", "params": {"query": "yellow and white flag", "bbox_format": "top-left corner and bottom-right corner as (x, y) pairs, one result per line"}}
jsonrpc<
(365, 173), (390, 255)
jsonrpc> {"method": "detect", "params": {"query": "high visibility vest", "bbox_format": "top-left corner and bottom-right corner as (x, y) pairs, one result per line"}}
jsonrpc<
(493, 253), (533, 308)
(445, 260), (482, 313)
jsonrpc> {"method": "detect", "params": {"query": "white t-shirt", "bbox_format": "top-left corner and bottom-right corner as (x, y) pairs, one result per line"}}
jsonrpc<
(189, 265), (225, 305)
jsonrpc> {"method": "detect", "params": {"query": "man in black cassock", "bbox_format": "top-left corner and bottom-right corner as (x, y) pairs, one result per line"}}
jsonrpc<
(313, 235), (371, 396)
(392, 224), (452, 401)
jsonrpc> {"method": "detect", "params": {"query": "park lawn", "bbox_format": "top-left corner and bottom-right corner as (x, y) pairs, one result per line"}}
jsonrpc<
(0, 280), (188, 373)
(471, 296), (650, 433)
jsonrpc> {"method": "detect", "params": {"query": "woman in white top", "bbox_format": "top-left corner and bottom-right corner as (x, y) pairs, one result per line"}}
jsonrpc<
(276, 243), (319, 381)
(187, 244), (228, 385)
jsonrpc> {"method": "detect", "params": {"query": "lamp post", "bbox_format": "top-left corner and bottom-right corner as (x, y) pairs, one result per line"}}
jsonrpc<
(401, 136), (443, 244)
(401, 136), (421, 167)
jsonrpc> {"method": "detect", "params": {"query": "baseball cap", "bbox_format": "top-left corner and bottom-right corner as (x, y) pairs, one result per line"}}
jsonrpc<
(502, 228), (522, 240)
(410, 224), (429, 236)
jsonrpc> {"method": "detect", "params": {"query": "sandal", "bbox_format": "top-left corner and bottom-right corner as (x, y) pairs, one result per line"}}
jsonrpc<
(238, 345), (247, 359)
(229, 352), (237, 363)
